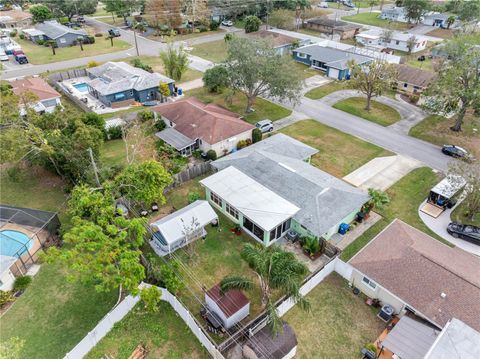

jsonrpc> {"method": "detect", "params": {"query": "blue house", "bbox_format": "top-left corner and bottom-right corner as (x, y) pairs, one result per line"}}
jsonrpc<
(32, 20), (88, 47)
(85, 62), (175, 107)
(293, 45), (372, 80)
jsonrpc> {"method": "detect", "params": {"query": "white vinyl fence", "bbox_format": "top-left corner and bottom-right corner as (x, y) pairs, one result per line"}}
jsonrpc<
(64, 284), (224, 359)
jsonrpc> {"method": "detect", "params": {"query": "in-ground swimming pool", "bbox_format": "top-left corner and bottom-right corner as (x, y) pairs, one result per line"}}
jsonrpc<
(0, 230), (33, 257)
(73, 82), (89, 93)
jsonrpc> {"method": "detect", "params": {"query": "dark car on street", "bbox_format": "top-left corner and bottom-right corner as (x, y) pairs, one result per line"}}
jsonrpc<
(15, 54), (28, 64)
(447, 222), (480, 245)
(108, 28), (121, 37)
(441, 145), (473, 160)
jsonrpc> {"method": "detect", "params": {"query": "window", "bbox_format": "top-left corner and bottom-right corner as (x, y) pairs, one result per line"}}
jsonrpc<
(210, 191), (223, 207)
(60, 38), (66, 44)
(243, 217), (264, 242)
(395, 40), (400, 45)
(269, 219), (291, 241)
(404, 83), (408, 88)
(226, 203), (238, 219)
(296, 52), (307, 59)
(362, 276), (377, 289)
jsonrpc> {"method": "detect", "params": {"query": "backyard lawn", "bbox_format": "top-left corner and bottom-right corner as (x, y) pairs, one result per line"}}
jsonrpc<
(280, 119), (392, 177)
(85, 302), (209, 359)
(409, 114), (480, 159)
(15, 37), (131, 65)
(342, 12), (412, 30)
(189, 39), (227, 63)
(333, 97), (401, 126)
(284, 273), (385, 358)
(185, 87), (292, 123)
(0, 263), (117, 359)
(341, 167), (446, 262)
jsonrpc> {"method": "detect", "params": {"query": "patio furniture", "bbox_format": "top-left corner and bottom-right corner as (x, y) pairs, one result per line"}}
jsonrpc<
(361, 348), (377, 359)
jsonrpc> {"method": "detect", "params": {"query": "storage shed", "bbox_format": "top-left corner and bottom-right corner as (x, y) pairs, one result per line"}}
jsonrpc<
(205, 284), (250, 329)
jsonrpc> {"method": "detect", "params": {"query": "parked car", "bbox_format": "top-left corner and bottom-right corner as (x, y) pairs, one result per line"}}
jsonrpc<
(0, 50), (8, 61)
(76, 16), (86, 23)
(15, 54), (28, 64)
(255, 120), (274, 133)
(108, 28), (121, 37)
(441, 145), (474, 161)
(221, 20), (233, 27)
(447, 222), (480, 245)
(12, 49), (24, 56)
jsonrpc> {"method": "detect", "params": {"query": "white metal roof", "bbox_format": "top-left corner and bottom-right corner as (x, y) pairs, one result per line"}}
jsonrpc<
(150, 200), (217, 245)
(200, 166), (300, 231)
(431, 175), (466, 199)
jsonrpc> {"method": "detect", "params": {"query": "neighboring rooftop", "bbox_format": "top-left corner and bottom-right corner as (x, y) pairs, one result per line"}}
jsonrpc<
(395, 64), (437, 88)
(350, 219), (480, 331)
(357, 28), (429, 43)
(212, 134), (369, 238)
(206, 284), (249, 318)
(0, 9), (31, 22)
(87, 61), (174, 96)
(152, 97), (254, 145)
(295, 45), (372, 70)
(305, 17), (361, 31)
(244, 322), (297, 359)
(10, 76), (60, 100)
(247, 30), (298, 48)
(35, 20), (87, 39)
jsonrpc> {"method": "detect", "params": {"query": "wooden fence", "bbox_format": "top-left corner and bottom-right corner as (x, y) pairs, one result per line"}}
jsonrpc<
(47, 69), (91, 112)
(165, 162), (213, 192)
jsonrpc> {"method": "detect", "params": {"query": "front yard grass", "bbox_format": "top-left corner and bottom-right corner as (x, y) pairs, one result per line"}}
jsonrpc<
(304, 81), (347, 100)
(189, 39), (227, 63)
(280, 119), (392, 177)
(341, 167), (447, 262)
(284, 273), (385, 358)
(0, 263), (117, 359)
(133, 56), (203, 83)
(15, 37), (131, 65)
(409, 114), (480, 159)
(333, 97), (401, 126)
(185, 87), (292, 123)
(85, 302), (209, 359)
(342, 12), (412, 30)
(451, 201), (480, 227)
(292, 61), (321, 80)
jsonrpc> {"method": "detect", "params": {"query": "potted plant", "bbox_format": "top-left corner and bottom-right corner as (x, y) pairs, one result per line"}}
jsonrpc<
(230, 224), (242, 235)
(302, 236), (320, 259)
(363, 188), (390, 219)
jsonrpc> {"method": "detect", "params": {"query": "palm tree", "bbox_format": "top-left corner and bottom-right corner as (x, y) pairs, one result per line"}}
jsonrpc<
(220, 243), (309, 334)
(367, 188), (390, 211)
(46, 40), (56, 55)
(159, 42), (189, 82)
(446, 15), (456, 29)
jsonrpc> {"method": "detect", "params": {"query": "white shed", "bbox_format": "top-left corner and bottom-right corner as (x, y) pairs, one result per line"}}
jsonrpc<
(205, 284), (250, 329)
(150, 200), (218, 255)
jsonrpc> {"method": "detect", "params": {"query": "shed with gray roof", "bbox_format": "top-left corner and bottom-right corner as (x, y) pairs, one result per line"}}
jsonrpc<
(293, 45), (372, 80)
(34, 20), (88, 47)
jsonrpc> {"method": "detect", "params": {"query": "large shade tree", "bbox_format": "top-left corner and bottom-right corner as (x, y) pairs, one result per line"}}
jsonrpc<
(35, 0), (98, 21)
(223, 37), (303, 113)
(403, 0), (429, 23)
(423, 37), (480, 131)
(220, 243), (309, 334)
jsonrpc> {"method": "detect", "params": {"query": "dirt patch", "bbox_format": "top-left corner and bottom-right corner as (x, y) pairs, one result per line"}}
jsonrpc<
(426, 28), (455, 39)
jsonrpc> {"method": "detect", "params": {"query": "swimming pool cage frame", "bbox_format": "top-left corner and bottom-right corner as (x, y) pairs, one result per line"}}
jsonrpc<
(0, 205), (61, 275)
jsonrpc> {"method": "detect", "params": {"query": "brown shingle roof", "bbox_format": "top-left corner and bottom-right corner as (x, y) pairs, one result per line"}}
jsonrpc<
(306, 16), (361, 31)
(350, 219), (480, 331)
(206, 284), (249, 318)
(10, 77), (60, 101)
(395, 64), (437, 88)
(248, 30), (297, 48)
(0, 10), (32, 21)
(152, 97), (254, 145)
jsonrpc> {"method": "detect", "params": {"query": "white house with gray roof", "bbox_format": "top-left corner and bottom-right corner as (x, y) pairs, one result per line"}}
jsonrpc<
(85, 61), (175, 107)
(356, 29), (429, 53)
(200, 134), (369, 246)
(293, 45), (372, 80)
(33, 20), (88, 47)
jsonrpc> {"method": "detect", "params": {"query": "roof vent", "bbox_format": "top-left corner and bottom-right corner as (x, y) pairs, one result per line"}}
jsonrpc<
(440, 292), (446, 299)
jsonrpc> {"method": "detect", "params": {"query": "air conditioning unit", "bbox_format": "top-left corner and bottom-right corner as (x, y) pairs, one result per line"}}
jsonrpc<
(378, 304), (394, 322)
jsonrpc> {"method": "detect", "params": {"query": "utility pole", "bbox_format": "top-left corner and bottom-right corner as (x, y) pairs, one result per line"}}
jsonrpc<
(133, 27), (139, 56)
(88, 147), (101, 187)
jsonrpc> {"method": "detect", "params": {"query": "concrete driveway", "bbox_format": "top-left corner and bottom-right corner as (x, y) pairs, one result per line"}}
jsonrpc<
(343, 155), (422, 191)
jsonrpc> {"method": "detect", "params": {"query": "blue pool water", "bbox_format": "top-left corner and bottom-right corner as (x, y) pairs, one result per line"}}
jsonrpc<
(0, 230), (33, 257)
(73, 82), (89, 93)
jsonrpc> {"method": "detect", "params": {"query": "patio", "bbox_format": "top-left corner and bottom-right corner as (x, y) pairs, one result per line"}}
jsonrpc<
(277, 237), (331, 273)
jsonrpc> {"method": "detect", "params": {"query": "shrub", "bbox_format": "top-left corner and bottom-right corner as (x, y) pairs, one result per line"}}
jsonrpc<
(58, 17), (69, 24)
(159, 262), (184, 294)
(198, 25), (208, 32)
(0, 291), (14, 308)
(410, 95), (419, 104)
(13, 276), (32, 291)
(107, 125), (123, 139)
(154, 119), (166, 131)
(244, 15), (261, 33)
(138, 110), (154, 122)
(237, 139), (248, 149)
(87, 60), (99, 68)
(252, 128), (262, 143)
(19, 33), (25, 40)
(187, 191), (200, 203)
(209, 21), (220, 30)
(302, 236), (320, 257)
(95, 33), (103, 37)
(206, 149), (217, 161)
(10, 29), (17, 37)
(86, 35), (95, 44)
(131, 58), (153, 73)
(203, 65), (229, 93)
(83, 113), (106, 136)
(37, 39), (46, 46)
(365, 343), (377, 353)
(224, 33), (234, 42)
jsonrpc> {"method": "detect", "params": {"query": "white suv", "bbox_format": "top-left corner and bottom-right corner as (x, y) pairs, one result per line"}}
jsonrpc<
(256, 120), (274, 133)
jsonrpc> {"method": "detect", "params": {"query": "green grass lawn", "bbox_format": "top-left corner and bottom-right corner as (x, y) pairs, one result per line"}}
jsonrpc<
(280, 120), (392, 177)
(15, 37), (131, 65)
(292, 61), (321, 80)
(285, 273), (385, 358)
(96, 15), (132, 26)
(132, 56), (203, 83)
(405, 57), (434, 71)
(304, 81), (348, 100)
(185, 87), (292, 123)
(85, 302), (209, 359)
(409, 114), (480, 159)
(190, 39), (227, 63)
(148, 29), (225, 43)
(92, 2), (111, 17)
(333, 97), (401, 126)
(341, 167), (447, 261)
(342, 12), (412, 30)
(100, 139), (127, 167)
(451, 201), (480, 227)
(0, 263), (117, 359)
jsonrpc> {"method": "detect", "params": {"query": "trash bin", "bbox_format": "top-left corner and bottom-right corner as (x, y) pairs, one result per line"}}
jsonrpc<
(338, 223), (349, 235)
(178, 88), (183, 96)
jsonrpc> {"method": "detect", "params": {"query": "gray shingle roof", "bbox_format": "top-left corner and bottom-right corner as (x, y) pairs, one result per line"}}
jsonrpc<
(35, 20), (87, 39)
(294, 45), (372, 70)
(155, 127), (195, 150)
(86, 61), (174, 96)
(213, 134), (369, 238)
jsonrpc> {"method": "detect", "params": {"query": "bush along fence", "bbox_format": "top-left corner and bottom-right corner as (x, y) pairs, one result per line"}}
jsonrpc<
(64, 284), (224, 359)
(164, 161), (213, 192)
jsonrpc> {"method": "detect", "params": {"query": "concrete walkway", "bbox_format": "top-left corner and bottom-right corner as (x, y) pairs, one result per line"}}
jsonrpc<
(319, 89), (427, 134)
(418, 200), (480, 256)
(178, 78), (204, 91)
(329, 211), (382, 250)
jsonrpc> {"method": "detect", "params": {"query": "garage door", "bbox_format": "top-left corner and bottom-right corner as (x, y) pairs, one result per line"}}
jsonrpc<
(328, 68), (340, 79)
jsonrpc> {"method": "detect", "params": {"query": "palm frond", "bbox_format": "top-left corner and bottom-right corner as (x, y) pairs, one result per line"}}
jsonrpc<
(265, 301), (283, 336)
(219, 275), (254, 294)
